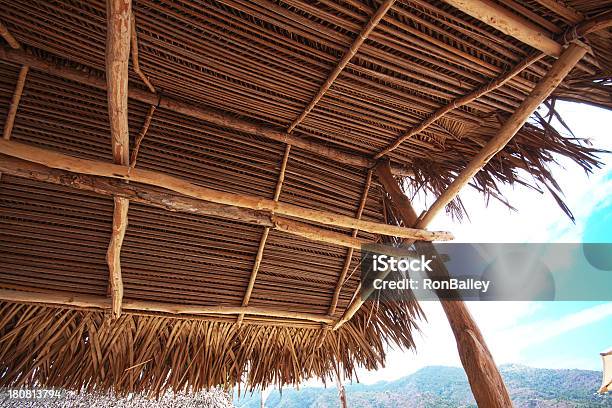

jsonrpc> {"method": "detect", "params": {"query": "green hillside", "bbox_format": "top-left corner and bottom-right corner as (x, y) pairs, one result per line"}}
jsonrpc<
(235, 365), (611, 408)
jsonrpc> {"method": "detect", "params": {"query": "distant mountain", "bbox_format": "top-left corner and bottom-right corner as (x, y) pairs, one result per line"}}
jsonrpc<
(234, 365), (611, 408)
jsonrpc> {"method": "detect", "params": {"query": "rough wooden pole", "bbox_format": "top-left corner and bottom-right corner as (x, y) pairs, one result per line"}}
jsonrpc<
(374, 52), (544, 159)
(2, 65), (28, 140)
(107, 196), (129, 318)
(328, 170), (372, 316)
(0, 21), (20, 49)
(237, 145), (291, 326)
(335, 369), (348, 408)
(417, 42), (588, 228)
(0, 289), (334, 323)
(0, 155), (389, 250)
(288, 0), (395, 132)
(334, 41), (588, 330)
(106, 0), (131, 166)
(0, 139), (452, 241)
(130, 11), (156, 93)
(106, 0), (132, 318)
(375, 161), (514, 407)
(0, 47), (413, 177)
(441, 0), (563, 57)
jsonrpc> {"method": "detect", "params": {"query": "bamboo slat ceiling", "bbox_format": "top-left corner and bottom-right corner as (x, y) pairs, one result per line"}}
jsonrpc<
(0, 0), (611, 395)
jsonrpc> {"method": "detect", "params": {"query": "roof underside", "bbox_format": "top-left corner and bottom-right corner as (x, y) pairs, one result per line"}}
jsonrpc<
(0, 0), (611, 395)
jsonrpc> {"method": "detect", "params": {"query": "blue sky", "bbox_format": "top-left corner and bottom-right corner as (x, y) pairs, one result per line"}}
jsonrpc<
(351, 101), (612, 384)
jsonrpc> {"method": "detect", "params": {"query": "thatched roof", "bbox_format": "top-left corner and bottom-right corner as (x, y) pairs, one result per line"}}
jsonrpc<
(0, 0), (610, 397)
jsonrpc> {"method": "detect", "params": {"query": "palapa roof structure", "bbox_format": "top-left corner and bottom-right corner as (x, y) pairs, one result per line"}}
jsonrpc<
(0, 0), (611, 399)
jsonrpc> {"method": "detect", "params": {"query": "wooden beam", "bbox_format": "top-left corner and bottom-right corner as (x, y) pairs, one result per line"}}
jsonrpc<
(417, 42), (588, 228)
(0, 21), (20, 49)
(106, 0), (132, 318)
(288, 0), (395, 132)
(442, 0), (563, 57)
(334, 42), (587, 331)
(237, 144), (291, 325)
(129, 105), (156, 169)
(0, 154), (393, 250)
(0, 289), (334, 324)
(328, 169), (372, 316)
(107, 197), (129, 318)
(368, 163), (514, 407)
(534, 0), (583, 24)
(564, 10), (612, 42)
(2, 65), (28, 140)
(0, 139), (453, 241)
(106, 0), (131, 166)
(130, 11), (156, 93)
(374, 52), (544, 159)
(0, 47), (413, 177)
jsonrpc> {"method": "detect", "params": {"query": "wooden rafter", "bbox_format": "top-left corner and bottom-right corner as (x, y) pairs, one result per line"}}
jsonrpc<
(0, 47), (413, 176)
(130, 11), (156, 93)
(534, 0), (583, 24)
(105, 0), (132, 318)
(287, 0), (396, 133)
(441, 0), (563, 57)
(416, 42), (589, 229)
(0, 154), (381, 250)
(374, 52), (544, 159)
(0, 139), (453, 241)
(237, 144), (291, 326)
(129, 104), (156, 169)
(0, 20), (20, 49)
(333, 41), (589, 331)
(2, 65), (28, 141)
(0, 289), (334, 324)
(328, 169), (372, 316)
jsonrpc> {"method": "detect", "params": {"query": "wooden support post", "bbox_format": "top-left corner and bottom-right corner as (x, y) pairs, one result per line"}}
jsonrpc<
(107, 197), (129, 318)
(375, 161), (513, 407)
(0, 140), (452, 241)
(0, 47), (413, 177)
(238, 145), (291, 325)
(129, 105), (156, 169)
(106, 0), (132, 318)
(130, 11), (156, 93)
(0, 289), (334, 323)
(2, 65), (28, 141)
(288, 0), (395, 132)
(335, 369), (348, 408)
(106, 0), (132, 166)
(334, 41), (587, 330)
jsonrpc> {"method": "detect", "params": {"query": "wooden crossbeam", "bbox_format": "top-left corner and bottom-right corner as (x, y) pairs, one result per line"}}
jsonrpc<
(441, 0), (563, 57)
(0, 46), (412, 176)
(534, 0), (583, 24)
(333, 41), (588, 332)
(237, 144), (292, 326)
(0, 139), (453, 241)
(130, 11), (156, 93)
(328, 170), (372, 316)
(0, 21), (20, 49)
(0, 289), (334, 324)
(416, 42), (588, 228)
(374, 52), (544, 159)
(0, 154), (382, 250)
(106, 0), (132, 318)
(288, 0), (395, 132)
(2, 65), (28, 141)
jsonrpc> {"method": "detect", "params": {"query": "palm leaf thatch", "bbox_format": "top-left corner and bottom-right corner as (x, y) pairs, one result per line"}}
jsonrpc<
(0, 0), (610, 397)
